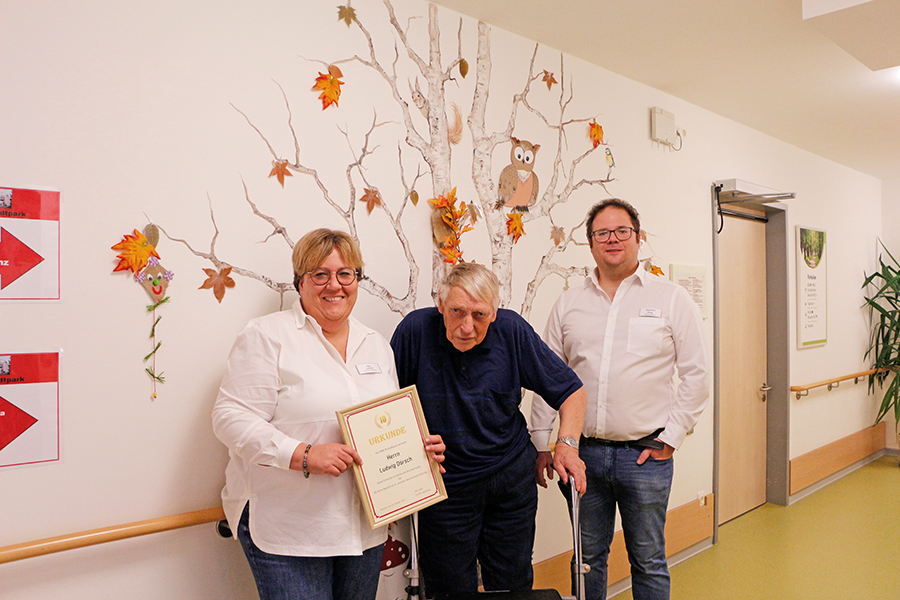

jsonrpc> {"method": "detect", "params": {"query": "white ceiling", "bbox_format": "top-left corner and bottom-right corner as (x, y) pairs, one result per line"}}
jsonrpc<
(432, 0), (900, 182)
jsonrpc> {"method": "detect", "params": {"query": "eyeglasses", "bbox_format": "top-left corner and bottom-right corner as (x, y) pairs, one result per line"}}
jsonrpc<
(304, 268), (360, 286)
(589, 226), (637, 243)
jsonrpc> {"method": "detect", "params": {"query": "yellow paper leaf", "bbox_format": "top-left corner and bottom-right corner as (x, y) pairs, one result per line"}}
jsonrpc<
(589, 121), (604, 148)
(312, 70), (344, 110)
(506, 213), (526, 244)
(112, 229), (160, 275)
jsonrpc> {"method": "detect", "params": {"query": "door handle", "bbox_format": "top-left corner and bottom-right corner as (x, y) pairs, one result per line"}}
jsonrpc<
(760, 383), (772, 402)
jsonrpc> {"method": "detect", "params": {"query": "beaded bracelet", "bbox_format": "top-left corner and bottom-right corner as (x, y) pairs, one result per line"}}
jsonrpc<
(302, 443), (312, 478)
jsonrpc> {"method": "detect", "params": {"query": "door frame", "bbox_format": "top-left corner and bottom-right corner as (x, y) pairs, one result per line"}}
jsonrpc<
(711, 184), (791, 543)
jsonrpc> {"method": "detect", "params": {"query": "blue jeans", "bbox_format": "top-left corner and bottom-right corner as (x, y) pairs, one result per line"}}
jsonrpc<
(418, 444), (538, 598)
(236, 504), (384, 600)
(564, 443), (673, 600)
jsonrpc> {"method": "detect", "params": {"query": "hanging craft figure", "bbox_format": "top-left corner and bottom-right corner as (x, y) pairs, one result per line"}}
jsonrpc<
(111, 224), (174, 399)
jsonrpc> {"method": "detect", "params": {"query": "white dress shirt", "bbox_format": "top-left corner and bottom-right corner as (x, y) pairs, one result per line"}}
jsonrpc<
(212, 300), (395, 556)
(531, 267), (708, 451)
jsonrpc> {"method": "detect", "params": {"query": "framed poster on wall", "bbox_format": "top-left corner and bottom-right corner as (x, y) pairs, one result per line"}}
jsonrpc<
(797, 226), (827, 349)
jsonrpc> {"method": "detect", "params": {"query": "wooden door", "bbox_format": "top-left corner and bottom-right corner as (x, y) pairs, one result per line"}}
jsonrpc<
(718, 214), (768, 524)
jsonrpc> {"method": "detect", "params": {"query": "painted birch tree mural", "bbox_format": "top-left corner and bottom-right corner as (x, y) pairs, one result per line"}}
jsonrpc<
(157, 0), (615, 316)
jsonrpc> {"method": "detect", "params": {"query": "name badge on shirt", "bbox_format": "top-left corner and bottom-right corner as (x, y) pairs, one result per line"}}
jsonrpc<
(356, 363), (383, 375)
(639, 307), (661, 318)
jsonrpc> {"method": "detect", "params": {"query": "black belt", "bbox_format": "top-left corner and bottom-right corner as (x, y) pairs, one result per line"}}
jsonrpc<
(580, 428), (665, 450)
(581, 436), (632, 447)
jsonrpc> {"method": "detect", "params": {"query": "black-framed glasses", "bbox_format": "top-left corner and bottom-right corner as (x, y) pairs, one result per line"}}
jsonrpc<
(304, 268), (360, 286)
(589, 226), (636, 243)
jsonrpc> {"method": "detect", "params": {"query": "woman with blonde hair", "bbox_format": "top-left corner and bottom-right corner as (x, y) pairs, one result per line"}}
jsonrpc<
(213, 228), (444, 600)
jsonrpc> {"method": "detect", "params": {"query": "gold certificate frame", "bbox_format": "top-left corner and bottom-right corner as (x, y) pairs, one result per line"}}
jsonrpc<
(336, 385), (446, 529)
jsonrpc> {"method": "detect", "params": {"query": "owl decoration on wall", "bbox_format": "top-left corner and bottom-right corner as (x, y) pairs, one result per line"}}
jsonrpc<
(496, 137), (540, 212)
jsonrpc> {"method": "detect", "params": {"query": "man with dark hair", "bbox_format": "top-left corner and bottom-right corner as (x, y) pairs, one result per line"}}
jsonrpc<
(532, 199), (709, 600)
(391, 261), (587, 599)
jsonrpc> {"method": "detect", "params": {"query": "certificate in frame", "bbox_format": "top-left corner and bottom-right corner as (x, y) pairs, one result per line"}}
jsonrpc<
(336, 385), (446, 529)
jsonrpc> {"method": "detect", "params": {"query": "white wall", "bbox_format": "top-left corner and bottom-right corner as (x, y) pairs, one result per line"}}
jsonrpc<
(0, 0), (882, 597)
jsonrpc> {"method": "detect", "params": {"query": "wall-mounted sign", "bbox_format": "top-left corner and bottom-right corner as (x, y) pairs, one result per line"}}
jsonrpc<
(797, 226), (827, 349)
(0, 352), (60, 469)
(670, 264), (708, 319)
(0, 187), (60, 300)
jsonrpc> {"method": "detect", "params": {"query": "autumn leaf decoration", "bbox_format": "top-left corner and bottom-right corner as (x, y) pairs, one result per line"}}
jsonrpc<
(589, 120), (604, 148)
(313, 65), (344, 110)
(550, 225), (566, 247)
(429, 187), (474, 265)
(360, 188), (382, 214)
(112, 229), (160, 275)
(200, 267), (236, 303)
(337, 5), (356, 27)
(111, 226), (173, 398)
(269, 159), (293, 187)
(542, 70), (557, 90)
(644, 260), (665, 277)
(506, 213), (526, 244)
(459, 59), (469, 79)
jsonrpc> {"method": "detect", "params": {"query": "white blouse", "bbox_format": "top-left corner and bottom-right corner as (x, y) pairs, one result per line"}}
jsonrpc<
(212, 300), (397, 556)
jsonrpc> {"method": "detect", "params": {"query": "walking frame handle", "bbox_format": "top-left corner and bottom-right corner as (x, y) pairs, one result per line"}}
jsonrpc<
(565, 480), (589, 600)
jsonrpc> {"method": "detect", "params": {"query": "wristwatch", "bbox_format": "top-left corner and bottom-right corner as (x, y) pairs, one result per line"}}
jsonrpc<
(555, 436), (580, 451)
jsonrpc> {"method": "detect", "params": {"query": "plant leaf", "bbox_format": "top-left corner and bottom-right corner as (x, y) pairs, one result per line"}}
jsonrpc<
(112, 229), (160, 275)
(337, 5), (356, 27)
(199, 267), (236, 303)
(506, 213), (525, 244)
(550, 225), (565, 246)
(589, 121), (604, 148)
(542, 69), (557, 90)
(360, 188), (382, 214)
(312, 69), (344, 110)
(269, 159), (293, 187)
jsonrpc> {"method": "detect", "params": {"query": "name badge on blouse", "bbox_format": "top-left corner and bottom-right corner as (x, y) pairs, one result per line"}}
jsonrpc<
(639, 307), (661, 318)
(356, 363), (383, 375)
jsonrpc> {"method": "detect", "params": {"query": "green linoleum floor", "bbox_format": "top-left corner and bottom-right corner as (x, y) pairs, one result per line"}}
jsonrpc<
(615, 456), (900, 599)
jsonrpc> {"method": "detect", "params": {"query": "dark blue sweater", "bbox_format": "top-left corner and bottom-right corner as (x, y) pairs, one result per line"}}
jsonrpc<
(390, 307), (582, 485)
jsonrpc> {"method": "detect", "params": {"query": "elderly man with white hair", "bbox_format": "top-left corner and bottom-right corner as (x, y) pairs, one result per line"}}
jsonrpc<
(390, 261), (587, 599)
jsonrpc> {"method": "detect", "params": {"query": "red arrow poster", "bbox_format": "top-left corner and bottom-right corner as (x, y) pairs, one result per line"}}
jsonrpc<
(0, 352), (60, 468)
(0, 187), (60, 300)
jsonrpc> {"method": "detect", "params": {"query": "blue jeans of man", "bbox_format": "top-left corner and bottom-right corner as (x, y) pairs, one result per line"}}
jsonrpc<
(418, 443), (539, 598)
(564, 443), (673, 600)
(236, 503), (384, 600)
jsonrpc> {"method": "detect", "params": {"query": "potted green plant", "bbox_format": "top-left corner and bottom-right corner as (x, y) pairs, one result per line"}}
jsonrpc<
(863, 242), (900, 428)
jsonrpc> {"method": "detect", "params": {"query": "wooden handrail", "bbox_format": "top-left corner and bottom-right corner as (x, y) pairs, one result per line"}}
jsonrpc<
(789, 369), (880, 399)
(0, 506), (225, 565)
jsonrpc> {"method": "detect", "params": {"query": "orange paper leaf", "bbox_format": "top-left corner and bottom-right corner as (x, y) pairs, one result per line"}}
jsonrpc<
(506, 213), (526, 244)
(199, 267), (236, 303)
(589, 121), (604, 148)
(112, 229), (160, 275)
(542, 70), (557, 90)
(312, 69), (344, 110)
(269, 159), (293, 187)
(440, 245), (464, 264)
(360, 188), (382, 214)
